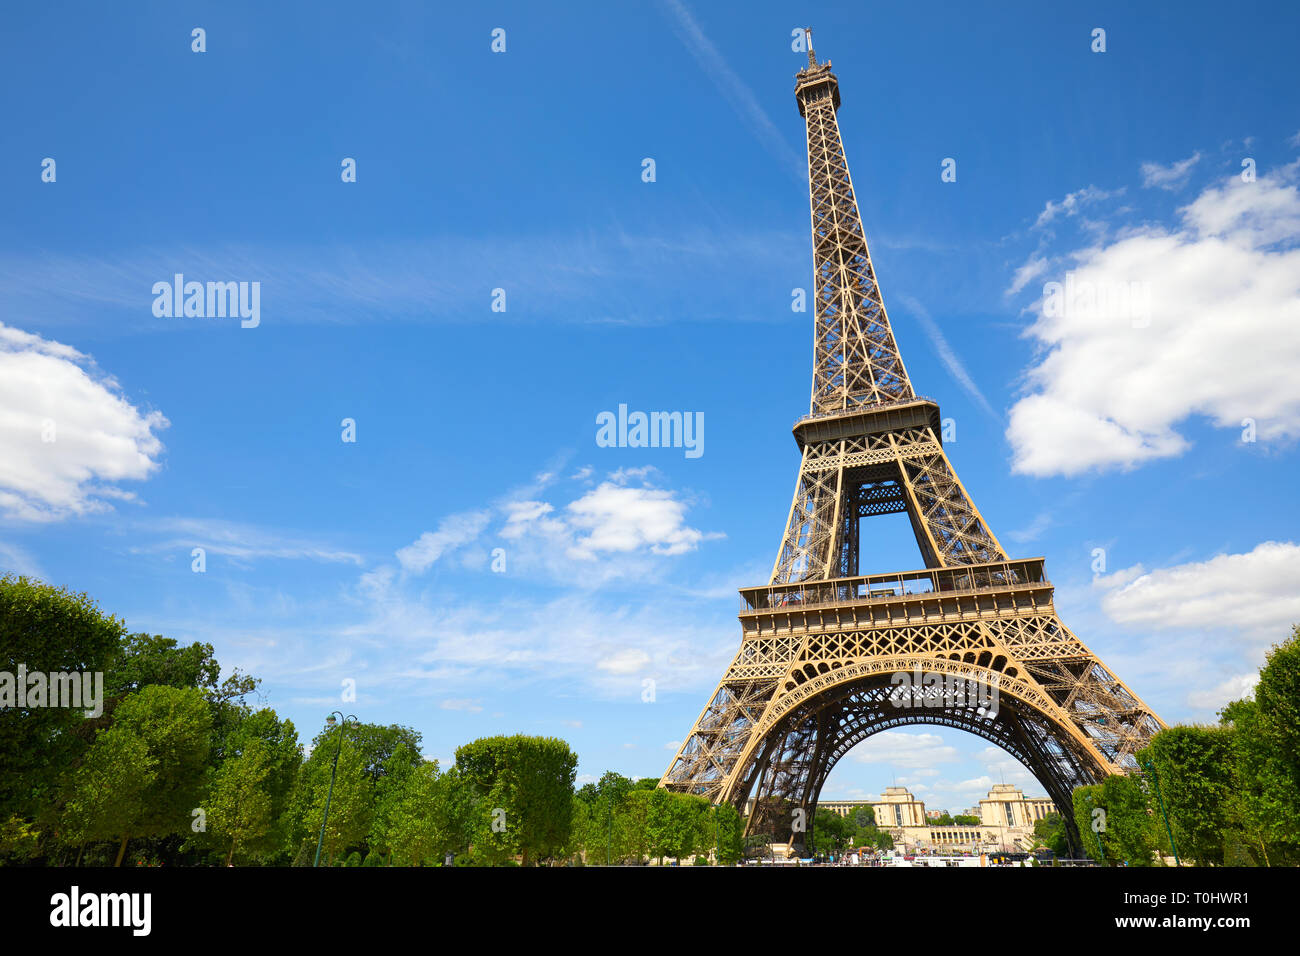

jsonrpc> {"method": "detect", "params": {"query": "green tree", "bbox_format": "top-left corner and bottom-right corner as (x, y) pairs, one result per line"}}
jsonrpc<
(1221, 697), (1298, 865)
(108, 633), (221, 698)
(382, 761), (475, 866)
(455, 735), (577, 865)
(1220, 627), (1300, 865)
(207, 741), (273, 865)
(0, 576), (125, 827)
(644, 787), (674, 864)
(0, 814), (42, 860)
(63, 685), (212, 866)
(713, 803), (744, 865)
(110, 634), (258, 751)
(1104, 774), (1162, 866)
(1254, 625), (1300, 784)
(668, 793), (710, 863)
(218, 708), (301, 860)
(1140, 727), (1235, 865)
(811, 808), (853, 856)
(582, 771), (634, 864)
(623, 788), (653, 863)
(1033, 811), (1069, 857)
(1072, 775), (1161, 866)
(61, 725), (157, 865)
(368, 740), (421, 859)
(312, 722), (422, 782)
(1072, 784), (1108, 863)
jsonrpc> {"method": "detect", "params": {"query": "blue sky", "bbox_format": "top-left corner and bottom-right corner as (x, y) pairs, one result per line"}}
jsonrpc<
(3, 1), (1299, 813)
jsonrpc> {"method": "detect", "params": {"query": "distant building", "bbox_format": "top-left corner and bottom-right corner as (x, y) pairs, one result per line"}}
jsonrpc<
(980, 783), (1054, 829)
(819, 799), (875, 819)
(821, 785), (1055, 854)
(754, 784), (1056, 856)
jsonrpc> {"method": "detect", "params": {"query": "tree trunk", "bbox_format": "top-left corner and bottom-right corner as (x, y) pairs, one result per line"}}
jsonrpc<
(227, 838), (237, 867)
(75, 844), (85, 867)
(114, 835), (129, 867)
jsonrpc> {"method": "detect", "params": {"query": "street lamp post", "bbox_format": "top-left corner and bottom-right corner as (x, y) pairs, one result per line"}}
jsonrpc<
(1141, 759), (1181, 866)
(1083, 792), (1107, 864)
(314, 711), (357, 868)
(713, 804), (719, 866)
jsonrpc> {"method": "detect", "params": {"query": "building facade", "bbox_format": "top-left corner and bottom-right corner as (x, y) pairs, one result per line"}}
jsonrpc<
(820, 784), (1055, 854)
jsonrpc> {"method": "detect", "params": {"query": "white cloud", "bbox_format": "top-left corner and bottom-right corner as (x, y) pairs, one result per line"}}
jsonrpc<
(1187, 674), (1257, 710)
(440, 698), (483, 713)
(847, 730), (960, 769)
(498, 473), (723, 582)
(396, 510), (490, 574)
(1034, 185), (1123, 228)
(0, 322), (168, 520)
(1091, 564), (1146, 591)
(1098, 541), (1300, 641)
(1007, 168), (1300, 477)
(1140, 152), (1201, 190)
(565, 482), (719, 559)
(596, 648), (652, 674)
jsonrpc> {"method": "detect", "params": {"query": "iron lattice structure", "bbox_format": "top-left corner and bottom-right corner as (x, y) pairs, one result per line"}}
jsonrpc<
(660, 41), (1163, 854)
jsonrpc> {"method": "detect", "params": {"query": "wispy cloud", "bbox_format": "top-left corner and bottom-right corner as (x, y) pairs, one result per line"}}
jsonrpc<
(0, 227), (803, 334)
(1140, 152), (1201, 191)
(0, 539), (46, 579)
(892, 293), (997, 420)
(440, 698), (484, 713)
(658, 0), (806, 183)
(1005, 512), (1052, 545)
(1006, 254), (1049, 296)
(1033, 185), (1123, 229)
(131, 516), (364, 565)
(397, 511), (491, 574)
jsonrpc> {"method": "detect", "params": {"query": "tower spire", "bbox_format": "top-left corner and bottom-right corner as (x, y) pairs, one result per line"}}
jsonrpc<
(796, 43), (911, 414)
(805, 28), (816, 68)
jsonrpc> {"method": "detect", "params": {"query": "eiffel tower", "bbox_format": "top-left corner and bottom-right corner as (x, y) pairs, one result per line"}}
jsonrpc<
(660, 36), (1163, 855)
